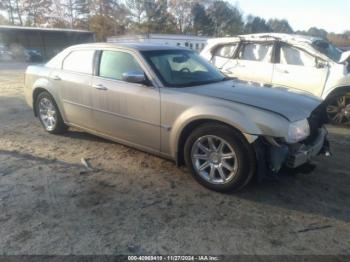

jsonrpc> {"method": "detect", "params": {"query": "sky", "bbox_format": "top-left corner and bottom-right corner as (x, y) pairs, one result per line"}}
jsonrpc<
(232, 0), (349, 34)
(0, 0), (348, 34)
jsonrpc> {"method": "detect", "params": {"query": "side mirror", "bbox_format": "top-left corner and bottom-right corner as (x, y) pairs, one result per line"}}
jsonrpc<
(316, 59), (329, 69)
(122, 70), (146, 84)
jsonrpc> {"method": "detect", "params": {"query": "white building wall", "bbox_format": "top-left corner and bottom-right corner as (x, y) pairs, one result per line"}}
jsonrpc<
(107, 34), (209, 52)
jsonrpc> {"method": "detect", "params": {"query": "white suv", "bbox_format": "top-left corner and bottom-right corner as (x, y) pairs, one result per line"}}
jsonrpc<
(201, 33), (350, 126)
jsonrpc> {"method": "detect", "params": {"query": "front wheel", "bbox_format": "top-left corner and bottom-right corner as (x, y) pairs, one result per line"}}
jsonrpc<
(184, 123), (256, 192)
(325, 92), (350, 126)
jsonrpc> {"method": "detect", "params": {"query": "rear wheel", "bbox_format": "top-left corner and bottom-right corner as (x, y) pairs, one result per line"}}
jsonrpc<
(184, 123), (256, 192)
(326, 92), (350, 126)
(35, 91), (67, 134)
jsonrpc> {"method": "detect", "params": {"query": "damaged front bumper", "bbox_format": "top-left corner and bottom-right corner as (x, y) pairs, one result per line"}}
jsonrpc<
(286, 127), (329, 168)
(254, 126), (330, 179)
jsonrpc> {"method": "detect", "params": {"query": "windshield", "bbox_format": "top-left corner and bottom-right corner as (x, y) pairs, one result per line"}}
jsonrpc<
(312, 40), (342, 62)
(141, 49), (226, 87)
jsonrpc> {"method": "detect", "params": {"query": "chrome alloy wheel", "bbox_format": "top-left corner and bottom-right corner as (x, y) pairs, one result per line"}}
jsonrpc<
(327, 94), (350, 125)
(191, 135), (238, 184)
(38, 97), (57, 131)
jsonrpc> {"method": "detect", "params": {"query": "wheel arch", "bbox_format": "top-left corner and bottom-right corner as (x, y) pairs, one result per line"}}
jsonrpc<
(323, 85), (350, 100)
(323, 85), (350, 125)
(175, 118), (258, 166)
(32, 87), (65, 122)
(32, 87), (48, 116)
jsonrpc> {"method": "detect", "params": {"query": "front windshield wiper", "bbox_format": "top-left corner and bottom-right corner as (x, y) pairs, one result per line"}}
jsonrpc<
(179, 78), (229, 87)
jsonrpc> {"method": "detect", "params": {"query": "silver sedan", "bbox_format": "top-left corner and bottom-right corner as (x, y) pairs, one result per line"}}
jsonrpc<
(24, 43), (330, 192)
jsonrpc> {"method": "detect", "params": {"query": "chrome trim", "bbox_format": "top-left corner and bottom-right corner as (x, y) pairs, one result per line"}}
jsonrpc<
(62, 99), (160, 128)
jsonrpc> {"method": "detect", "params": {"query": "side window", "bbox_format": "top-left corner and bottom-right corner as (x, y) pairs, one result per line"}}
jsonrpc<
(239, 43), (273, 62)
(62, 50), (94, 74)
(280, 45), (315, 67)
(99, 50), (142, 81)
(149, 54), (209, 85)
(213, 44), (237, 58)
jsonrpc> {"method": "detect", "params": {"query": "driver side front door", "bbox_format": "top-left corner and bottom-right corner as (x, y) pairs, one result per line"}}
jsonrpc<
(91, 50), (161, 151)
(272, 44), (328, 96)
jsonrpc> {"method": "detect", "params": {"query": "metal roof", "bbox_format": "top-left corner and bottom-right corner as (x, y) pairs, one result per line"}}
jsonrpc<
(108, 33), (210, 41)
(0, 25), (93, 34)
(205, 33), (332, 62)
(69, 42), (188, 51)
(208, 33), (322, 45)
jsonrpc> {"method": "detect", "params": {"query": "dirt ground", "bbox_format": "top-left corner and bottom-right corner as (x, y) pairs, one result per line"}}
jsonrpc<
(0, 62), (349, 255)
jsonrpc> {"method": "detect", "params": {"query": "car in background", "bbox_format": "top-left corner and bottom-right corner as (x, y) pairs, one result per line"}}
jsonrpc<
(0, 44), (13, 61)
(24, 43), (329, 192)
(25, 48), (43, 63)
(201, 33), (350, 126)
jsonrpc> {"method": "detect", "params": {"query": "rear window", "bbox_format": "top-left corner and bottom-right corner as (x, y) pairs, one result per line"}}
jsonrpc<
(62, 50), (95, 74)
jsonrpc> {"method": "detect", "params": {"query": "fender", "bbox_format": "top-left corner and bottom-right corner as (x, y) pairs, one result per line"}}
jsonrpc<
(322, 74), (350, 99)
(32, 77), (68, 122)
(169, 104), (289, 158)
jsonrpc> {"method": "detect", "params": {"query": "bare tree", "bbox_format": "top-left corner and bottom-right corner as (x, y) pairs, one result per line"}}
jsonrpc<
(0, 0), (23, 25)
(14, 0), (23, 25)
(108, 0), (130, 35)
(168, 0), (193, 33)
(65, 0), (75, 28)
(22, 0), (53, 26)
(126, 0), (146, 25)
(6, 0), (15, 24)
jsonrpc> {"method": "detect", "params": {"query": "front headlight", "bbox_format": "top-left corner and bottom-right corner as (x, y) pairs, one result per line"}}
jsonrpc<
(286, 119), (310, 144)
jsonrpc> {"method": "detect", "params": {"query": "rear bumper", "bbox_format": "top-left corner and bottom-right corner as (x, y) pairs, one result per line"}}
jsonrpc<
(286, 127), (328, 168)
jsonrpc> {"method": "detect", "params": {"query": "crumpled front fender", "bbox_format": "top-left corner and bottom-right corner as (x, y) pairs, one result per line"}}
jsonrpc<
(169, 104), (290, 159)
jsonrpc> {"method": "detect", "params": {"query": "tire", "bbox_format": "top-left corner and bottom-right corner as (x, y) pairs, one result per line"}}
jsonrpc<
(35, 91), (68, 134)
(184, 123), (256, 192)
(325, 92), (350, 126)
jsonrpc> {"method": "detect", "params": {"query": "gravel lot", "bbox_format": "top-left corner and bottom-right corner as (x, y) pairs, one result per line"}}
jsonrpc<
(0, 62), (350, 255)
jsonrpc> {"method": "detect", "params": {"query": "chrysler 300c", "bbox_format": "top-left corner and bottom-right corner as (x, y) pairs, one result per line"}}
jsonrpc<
(24, 43), (330, 192)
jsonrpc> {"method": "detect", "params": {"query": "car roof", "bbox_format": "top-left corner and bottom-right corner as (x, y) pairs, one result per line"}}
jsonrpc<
(207, 33), (323, 45)
(68, 42), (189, 52)
(205, 33), (332, 61)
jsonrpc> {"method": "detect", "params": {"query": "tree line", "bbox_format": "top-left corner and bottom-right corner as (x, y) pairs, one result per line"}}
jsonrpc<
(0, 0), (349, 46)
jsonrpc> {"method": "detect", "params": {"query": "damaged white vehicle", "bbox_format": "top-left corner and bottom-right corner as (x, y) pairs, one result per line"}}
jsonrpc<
(201, 33), (350, 125)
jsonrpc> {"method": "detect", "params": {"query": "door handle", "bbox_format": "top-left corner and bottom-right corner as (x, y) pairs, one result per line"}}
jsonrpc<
(52, 75), (61, 80)
(93, 84), (108, 90)
(276, 69), (289, 74)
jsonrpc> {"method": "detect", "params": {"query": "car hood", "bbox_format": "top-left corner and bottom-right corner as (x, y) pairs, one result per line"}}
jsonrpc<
(181, 80), (322, 122)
